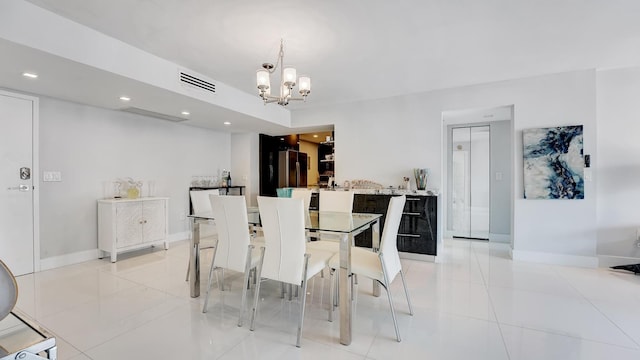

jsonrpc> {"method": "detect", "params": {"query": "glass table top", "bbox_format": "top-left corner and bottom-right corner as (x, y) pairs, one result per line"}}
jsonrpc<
(190, 209), (382, 234)
(0, 311), (55, 359)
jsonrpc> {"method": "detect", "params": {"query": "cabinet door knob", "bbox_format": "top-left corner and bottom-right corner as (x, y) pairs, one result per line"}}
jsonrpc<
(139, 221), (143, 224)
(144, 220), (148, 223)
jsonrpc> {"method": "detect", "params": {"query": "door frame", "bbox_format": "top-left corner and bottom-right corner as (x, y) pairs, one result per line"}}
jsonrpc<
(1, 89), (40, 273)
(448, 125), (491, 240)
(441, 105), (514, 243)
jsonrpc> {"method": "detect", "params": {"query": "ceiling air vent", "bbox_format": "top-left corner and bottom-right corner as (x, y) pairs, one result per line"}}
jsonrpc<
(179, 71), (216, 94)
(120, 107), (188, 123)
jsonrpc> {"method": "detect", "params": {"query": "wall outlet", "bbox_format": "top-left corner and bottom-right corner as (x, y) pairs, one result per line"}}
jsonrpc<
(178, 211), (187, 221)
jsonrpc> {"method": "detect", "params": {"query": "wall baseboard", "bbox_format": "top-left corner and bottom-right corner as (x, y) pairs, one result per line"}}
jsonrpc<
(39, 231), (191, 271)
(597, 255), (640, 269)
(489, 233), (511, 243)
(167, 231), (190, 243)
(511, 249), (599, 268)
(40, 248), (102, 271)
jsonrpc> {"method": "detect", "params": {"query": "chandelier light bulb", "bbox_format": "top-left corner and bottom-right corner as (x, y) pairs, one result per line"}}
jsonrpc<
(299, 76), (311, 95)
(283, 67), (297, 87)
(256, 69), (270, 90)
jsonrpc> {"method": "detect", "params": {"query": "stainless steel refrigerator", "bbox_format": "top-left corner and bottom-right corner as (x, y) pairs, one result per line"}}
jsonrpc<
(278, 150), (308, 188)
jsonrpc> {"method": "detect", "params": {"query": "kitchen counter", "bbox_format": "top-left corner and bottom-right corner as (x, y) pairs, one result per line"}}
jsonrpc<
(305, 187), (438, 196)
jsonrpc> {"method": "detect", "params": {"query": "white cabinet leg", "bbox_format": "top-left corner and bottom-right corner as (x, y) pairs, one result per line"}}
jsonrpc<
(164, 241), (169, 250)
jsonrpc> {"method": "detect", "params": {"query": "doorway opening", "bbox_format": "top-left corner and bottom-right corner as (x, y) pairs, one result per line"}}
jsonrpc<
(450, 125), (490, 240)
(443, 105), (513, 243)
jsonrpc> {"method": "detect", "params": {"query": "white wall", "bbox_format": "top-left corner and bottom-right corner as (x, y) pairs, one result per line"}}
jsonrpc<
(39, 96), (230, 259)
(293, 70), (597, 265)
(490, 120), (512, 237)
(231, 133), (259, 206)
(596, 67), (640, 265)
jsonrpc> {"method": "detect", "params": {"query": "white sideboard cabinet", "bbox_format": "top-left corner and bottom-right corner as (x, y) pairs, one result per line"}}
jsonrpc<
(98, 197), (169, 262)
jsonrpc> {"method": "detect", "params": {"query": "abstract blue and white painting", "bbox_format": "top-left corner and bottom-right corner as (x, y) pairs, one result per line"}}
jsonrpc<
(523, 125), (584, 199)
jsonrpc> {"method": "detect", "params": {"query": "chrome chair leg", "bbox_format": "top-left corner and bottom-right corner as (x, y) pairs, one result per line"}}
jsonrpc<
(238, 244), (254, 327)
(249, 247), (266, 331)
(202, 245), (220, 313)
(220, 268), (225, 291)
(296, 254), (310, 348)
(380, 255), (401, 342)
(328, 269), (334, 322)
(399, 269), (413, 315)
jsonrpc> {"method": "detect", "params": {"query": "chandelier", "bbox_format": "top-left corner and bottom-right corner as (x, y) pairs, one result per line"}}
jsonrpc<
(256, 40), (311, 106)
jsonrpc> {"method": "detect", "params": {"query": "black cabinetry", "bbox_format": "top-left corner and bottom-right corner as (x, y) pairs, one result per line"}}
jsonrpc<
(259, 134), (300, 196)
(352, 194), (390, 248)
(352, 194), (437, 256)
(318, 141), (334, 188)
(398, 196), (437, 255)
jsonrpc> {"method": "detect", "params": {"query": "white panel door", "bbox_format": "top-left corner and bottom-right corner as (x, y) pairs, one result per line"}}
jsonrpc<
(0, 93), (35, 276)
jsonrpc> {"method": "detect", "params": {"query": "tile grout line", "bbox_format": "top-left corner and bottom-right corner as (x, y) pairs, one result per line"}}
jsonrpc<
(470, 240), (512, 360)
(552, 266), (640, 350)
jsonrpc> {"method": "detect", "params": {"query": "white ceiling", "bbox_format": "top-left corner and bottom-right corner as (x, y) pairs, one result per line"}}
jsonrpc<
(5, 0), (640, 130)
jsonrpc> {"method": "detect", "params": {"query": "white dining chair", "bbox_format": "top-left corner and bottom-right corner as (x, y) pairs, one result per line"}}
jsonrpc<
(307, 190), (355, 252)
(186, 189), (220, 281)
(319, 190), (354, 212)
(291, 188), (314, 242)
(328, 195), (413, 342)
(291, 188), (312, 212)
(202, 195), (261, 327)
(0, 259), (18, 322)
(251, 196), (334, 347)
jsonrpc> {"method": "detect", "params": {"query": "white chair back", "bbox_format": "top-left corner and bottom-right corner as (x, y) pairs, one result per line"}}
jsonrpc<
(379, 195), (406, 280)
(190, 189), (220, 213)
(291, 189), (312, 211)
(0, 260), (18, 321)
(257, 196), (306, 285)
(209, 195), (251, 273)
(319, 190), (354, 213)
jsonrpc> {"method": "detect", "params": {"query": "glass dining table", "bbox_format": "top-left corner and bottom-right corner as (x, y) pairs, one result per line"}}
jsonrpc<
(188, 208), (382, 346)
(0, 309), (57, 360)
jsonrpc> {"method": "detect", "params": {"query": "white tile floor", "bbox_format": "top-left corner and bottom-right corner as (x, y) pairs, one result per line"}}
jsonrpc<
(13, 238), (640, 360)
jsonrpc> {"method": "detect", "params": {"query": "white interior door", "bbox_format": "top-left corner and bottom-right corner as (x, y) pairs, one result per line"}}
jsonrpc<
(0, 92), (36, 276)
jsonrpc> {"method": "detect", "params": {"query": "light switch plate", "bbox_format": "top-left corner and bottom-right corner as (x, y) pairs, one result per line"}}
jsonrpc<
(584, 168), (593, 182)
(43, 171), (62, 182)
(495, 172), (503, 181)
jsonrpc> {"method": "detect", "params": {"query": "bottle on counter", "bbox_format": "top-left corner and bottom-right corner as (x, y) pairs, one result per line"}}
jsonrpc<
(227, 172), (232, 187)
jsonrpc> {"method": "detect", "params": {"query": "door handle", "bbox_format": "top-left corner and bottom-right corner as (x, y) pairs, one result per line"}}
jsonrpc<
(7, 184), (30, 192)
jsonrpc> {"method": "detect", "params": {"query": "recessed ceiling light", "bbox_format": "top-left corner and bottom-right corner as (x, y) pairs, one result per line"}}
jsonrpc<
(22, 72), (38, 79)
(313, 134), (318, 138)
(181, 111), (190, 116)
(223, 121), (231, 125)
(119, 96), (131, 101)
